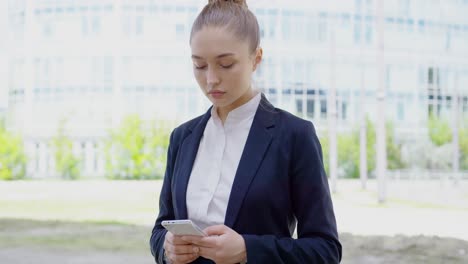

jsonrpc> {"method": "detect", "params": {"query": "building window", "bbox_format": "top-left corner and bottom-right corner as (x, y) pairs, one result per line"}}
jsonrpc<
(446, 96), (452, 111)
(418, 20), (425, 34)
(365, 16), (373, 43)
(268, 9), (278, 39)
(428, 67), (440, 86)
(318, 12), (327, 42)
(463, 96), (468, 113)
(91, 16), (101, 35)
(407, 19), (414, 32)
(397, 102), (404, 121)
(307, 99), (315, 119)
(396, 18), (404, 32)
(282, 10), (292, 40)
(82, 16), (88, 35)
(341, 101), (347, 120)
(295, 99), (303, 115)
(354, 15), (362, 43)
(320, 98), (327, 119)
(135, 16), (143, 35)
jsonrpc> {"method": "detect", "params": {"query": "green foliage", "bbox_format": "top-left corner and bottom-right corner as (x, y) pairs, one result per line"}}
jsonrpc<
(319, 136), (329, 176)
(460, 123), (468, 170)
(104, 115), (170, 180)
(50, 119), (81, 180)
(386, 122), (406, 170)
(428, 116), (468, 170)
(428, 115), (452, 146)
(0, 119), (27, 180)
(320, 118), (405, 178)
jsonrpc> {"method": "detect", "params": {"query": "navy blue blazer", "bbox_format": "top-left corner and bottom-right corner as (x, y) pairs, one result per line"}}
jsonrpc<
(150, 94), (342, 263)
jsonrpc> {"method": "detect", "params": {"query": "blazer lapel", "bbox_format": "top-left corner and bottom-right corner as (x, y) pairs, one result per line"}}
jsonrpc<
(224, 94), (277, 228)
(173, 109), (211, 219)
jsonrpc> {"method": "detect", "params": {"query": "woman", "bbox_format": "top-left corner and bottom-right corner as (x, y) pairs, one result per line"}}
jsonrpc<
(150, 0), (342, 263)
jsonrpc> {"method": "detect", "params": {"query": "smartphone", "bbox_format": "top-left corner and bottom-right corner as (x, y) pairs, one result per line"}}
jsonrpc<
(161, 219), (207, 237)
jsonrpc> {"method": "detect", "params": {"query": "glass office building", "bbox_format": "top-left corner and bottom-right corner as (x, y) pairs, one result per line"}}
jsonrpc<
(3, 0), (468, 178)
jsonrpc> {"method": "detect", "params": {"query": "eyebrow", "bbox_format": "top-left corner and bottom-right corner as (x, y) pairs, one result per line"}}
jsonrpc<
(191, 53), (235, 59)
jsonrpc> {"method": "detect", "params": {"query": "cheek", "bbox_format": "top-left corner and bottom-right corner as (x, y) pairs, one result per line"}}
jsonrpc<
(193, 71), (205, 84)
(229, 66), (250, 85)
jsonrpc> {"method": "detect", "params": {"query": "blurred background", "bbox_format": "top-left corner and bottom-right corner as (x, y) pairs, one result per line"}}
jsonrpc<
(0, 0), (467, 263)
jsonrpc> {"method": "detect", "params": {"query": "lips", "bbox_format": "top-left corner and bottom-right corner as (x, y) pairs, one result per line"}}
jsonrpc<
(208, 90), (226, 99)
(208, 90), (226, 95)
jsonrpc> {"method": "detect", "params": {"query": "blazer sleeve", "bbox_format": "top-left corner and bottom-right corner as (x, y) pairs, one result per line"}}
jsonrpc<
(242, 121), (342, 263)
(150, 130), (176, 264)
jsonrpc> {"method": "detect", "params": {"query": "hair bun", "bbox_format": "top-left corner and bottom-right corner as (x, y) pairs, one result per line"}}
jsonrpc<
(208, 0), (248, 7)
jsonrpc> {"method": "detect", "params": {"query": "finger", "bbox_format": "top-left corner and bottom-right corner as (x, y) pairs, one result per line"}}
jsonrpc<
(198, 246), (218, 258)
(204, 225), (228, 236)
(167, 233), (192, 245)
(166, 244), (200, 255)
(180, 235), (204, 244)
(184, 236), (219, 248)
(185, 253), (200, 263)
(170, 253), (199, 264)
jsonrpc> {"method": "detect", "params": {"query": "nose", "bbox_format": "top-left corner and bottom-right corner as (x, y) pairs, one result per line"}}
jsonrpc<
(206, 67), (220, 86)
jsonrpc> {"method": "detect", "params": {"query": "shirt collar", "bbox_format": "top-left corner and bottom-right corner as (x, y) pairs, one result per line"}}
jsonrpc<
(210, 92), (261, 127)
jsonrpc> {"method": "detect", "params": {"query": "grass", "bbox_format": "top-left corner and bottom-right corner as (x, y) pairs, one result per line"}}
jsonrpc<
(0, 218), (149, 253)
(0, 180), (162, 226)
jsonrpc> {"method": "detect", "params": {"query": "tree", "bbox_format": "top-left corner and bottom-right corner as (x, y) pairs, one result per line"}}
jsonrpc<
(0, 119), (27, 180)
(50, 119), (81, 180)
(320, 119), (405, 179)
(104, 115), (171, 179)
(460, 122), (468, 170)
(428, 114), (452, 146)
(386, 122), (406, 170)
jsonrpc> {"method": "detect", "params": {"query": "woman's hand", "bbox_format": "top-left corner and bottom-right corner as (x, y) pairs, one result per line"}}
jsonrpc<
(182, 225), (247, 264)
(164, 231), (200, 264)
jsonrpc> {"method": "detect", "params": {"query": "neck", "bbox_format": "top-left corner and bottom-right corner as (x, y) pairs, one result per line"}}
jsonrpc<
(217, 89), (256, 124)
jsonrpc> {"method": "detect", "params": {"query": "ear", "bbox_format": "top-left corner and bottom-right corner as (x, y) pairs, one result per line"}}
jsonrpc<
(252, 47), (263, 72)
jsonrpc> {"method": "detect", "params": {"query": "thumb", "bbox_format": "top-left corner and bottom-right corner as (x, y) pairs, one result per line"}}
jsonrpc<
(204, 225), (229, 236)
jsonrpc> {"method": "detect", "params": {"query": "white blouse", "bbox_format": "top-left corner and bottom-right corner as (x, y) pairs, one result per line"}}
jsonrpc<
(186, 92), (261, 230)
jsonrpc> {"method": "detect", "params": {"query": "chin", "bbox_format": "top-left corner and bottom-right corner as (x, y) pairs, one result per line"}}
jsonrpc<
(207, 96), (229, 106)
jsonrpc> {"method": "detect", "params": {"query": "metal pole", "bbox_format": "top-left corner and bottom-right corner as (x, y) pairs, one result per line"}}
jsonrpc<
(359, 4), (367, 190)
(328, 16), (338, 193)
(453, 71), (460, 185)
(376, 0), (387, 203)
(0, 0), (9, 112)
(359, 61), (368, 190)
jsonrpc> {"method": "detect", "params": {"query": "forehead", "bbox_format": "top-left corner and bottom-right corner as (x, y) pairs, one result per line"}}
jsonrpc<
(190, 26), (250, 59)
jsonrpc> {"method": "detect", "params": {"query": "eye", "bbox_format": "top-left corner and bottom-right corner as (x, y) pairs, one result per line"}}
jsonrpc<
(220, 64), (234, 69)
(194, 64), (207, 70)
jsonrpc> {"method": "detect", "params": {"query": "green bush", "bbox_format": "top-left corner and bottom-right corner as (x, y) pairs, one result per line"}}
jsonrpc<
(0, 119), (27, 180)
(460, 122), (468, 170)
(428, 115), (452, 146)
(320, 118), (405, 178)
(50, 119), (81, 180)
(428, 116), (468, 170)
(104, 115), (171, 180)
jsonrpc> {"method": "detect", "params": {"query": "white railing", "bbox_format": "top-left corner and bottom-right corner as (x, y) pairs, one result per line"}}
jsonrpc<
(387, 169), (468, 180)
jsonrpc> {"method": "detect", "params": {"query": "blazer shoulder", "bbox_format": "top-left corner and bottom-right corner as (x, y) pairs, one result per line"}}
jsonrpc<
(274, 107), (317, 135)
(170, 114), (206, 144)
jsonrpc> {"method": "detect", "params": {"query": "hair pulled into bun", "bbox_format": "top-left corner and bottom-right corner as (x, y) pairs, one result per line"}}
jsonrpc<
(208, 0), (248, 8)
(191, 0), (259, 53)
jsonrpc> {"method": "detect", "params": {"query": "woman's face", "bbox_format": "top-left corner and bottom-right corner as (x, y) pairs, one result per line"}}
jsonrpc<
(190, 26), (261, 112)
